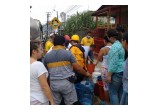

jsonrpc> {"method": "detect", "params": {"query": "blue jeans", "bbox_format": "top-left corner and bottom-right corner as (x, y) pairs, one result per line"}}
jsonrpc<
(120, 91), (128, 105)
(109, 72), (123, 105)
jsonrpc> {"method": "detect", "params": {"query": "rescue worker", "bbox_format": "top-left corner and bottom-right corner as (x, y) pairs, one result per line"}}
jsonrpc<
(69, 35), (92, 105)
(81, 31), (95, 63)
(69, 35), (89, 83)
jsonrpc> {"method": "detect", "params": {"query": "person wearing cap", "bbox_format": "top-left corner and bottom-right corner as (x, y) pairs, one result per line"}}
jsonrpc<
(43, 35), (90, 105)
(106, 29), (125, 105)
(69, 35), (91, 83)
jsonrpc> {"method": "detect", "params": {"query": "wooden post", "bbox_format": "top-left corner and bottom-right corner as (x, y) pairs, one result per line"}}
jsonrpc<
(119, 6), (122, 24)
(96, 16), (98, 28)
(107, 8), (111, 30)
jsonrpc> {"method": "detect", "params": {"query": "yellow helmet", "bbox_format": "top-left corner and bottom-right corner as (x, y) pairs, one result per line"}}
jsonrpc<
(71, 35), (80, 41)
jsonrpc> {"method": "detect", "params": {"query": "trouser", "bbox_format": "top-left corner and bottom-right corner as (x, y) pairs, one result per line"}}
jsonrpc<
(50, 79), (78, 105)
(120, 91), (128, 105)
(30, 100), (49, 105)
(109, 72), (123, 105)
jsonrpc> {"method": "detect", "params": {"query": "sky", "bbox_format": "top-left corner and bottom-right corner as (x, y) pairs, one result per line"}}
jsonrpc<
(30, 5), (101, 24)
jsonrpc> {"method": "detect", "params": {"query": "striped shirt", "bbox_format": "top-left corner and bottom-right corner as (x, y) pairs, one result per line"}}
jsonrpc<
(44, 45), (76, 80)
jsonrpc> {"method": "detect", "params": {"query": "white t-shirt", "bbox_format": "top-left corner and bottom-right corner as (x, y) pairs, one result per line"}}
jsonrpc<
(30, 61), (48, 103)
(101, 46), (111, 67)
(82, 46), (90, 59)
(66, 43), (72, 51)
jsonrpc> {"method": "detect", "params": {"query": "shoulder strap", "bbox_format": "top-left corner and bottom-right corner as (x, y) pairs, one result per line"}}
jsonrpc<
(105, 45), (111, 49)
(69, 44), (86, 67)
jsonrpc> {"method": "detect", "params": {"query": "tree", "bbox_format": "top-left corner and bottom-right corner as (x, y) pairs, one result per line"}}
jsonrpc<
(63, 11), (96, 38)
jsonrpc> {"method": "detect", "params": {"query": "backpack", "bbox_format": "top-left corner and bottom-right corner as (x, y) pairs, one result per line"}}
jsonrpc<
(69, 44), (86, 83)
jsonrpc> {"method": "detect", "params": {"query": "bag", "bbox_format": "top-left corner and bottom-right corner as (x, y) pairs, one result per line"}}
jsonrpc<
(66, 75), (77, 83)
(74, 71), (85, 83)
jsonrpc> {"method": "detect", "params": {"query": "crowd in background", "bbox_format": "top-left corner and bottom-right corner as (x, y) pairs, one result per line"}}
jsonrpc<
(30, 21), (128, 105)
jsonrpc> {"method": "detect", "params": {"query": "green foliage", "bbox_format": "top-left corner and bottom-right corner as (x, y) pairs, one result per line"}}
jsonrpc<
(63, 11), (96, 37)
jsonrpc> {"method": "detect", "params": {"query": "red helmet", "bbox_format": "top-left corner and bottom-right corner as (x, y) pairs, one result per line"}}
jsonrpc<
(64, 35), (70, 41)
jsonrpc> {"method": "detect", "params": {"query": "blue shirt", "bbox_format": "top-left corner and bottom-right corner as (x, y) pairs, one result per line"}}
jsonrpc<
(107, 40), (125, 73)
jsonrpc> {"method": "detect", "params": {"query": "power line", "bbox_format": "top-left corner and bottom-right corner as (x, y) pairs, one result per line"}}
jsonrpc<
(65, 5), (77, 14)
(51, 5), (56, 14)
(46, 12), (51, 37)
(67, 5), (82, 14)
(64, 5), (75, 13)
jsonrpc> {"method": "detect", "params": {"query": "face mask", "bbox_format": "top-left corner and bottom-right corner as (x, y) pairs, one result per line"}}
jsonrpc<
(87, 36), (90, 38)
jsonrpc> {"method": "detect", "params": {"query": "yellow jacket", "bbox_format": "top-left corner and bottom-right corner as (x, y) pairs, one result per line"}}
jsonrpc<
(81, 37), (94, 46)
(45, 40), (53, 52)
(70, 46), (85, 68)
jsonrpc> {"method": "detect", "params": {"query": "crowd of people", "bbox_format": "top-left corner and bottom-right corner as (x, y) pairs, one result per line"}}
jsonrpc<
(30, 21), (128, 105)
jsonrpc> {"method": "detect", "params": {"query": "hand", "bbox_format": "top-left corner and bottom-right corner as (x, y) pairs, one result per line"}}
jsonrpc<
(106, 75), (111, 83)
(86, 72), (92, 78)
(94, 62), (98, 66)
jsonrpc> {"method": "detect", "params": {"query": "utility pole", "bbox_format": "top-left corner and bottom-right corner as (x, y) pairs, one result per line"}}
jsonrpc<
(46, 12), (50, 37)
(57, 11), (60, 35)
(53, 10), (59, 35)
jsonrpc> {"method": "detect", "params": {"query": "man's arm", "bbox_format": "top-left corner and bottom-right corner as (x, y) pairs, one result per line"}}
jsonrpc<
(69, 51), (91, 77)
(81, 38), (84, 46)
(106, 47), (119, 83)
(72, 62), (91, 77)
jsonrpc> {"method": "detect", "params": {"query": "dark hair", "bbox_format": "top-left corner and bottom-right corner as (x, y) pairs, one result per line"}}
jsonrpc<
(122, 32), (128, 44)
(71, 40), (79, 43)
(107, 29), (119, 38)
(99, 45), (105, 49)
(53, 35), (65, 46)
(87, 31), (91, 34)
(122, 32), (128, 60)
(116, 25), (125, 33)
(30, 40), (41, 57)
(90, 44), (96, 48)
(104, 36), (110, 42)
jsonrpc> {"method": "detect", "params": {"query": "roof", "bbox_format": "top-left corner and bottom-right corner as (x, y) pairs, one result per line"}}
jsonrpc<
(91, 5), (127, 16)
(97, 5), (113, 11)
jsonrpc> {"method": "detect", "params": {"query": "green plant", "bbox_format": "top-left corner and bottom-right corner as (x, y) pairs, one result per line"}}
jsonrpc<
(63, 11), (96, 37)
